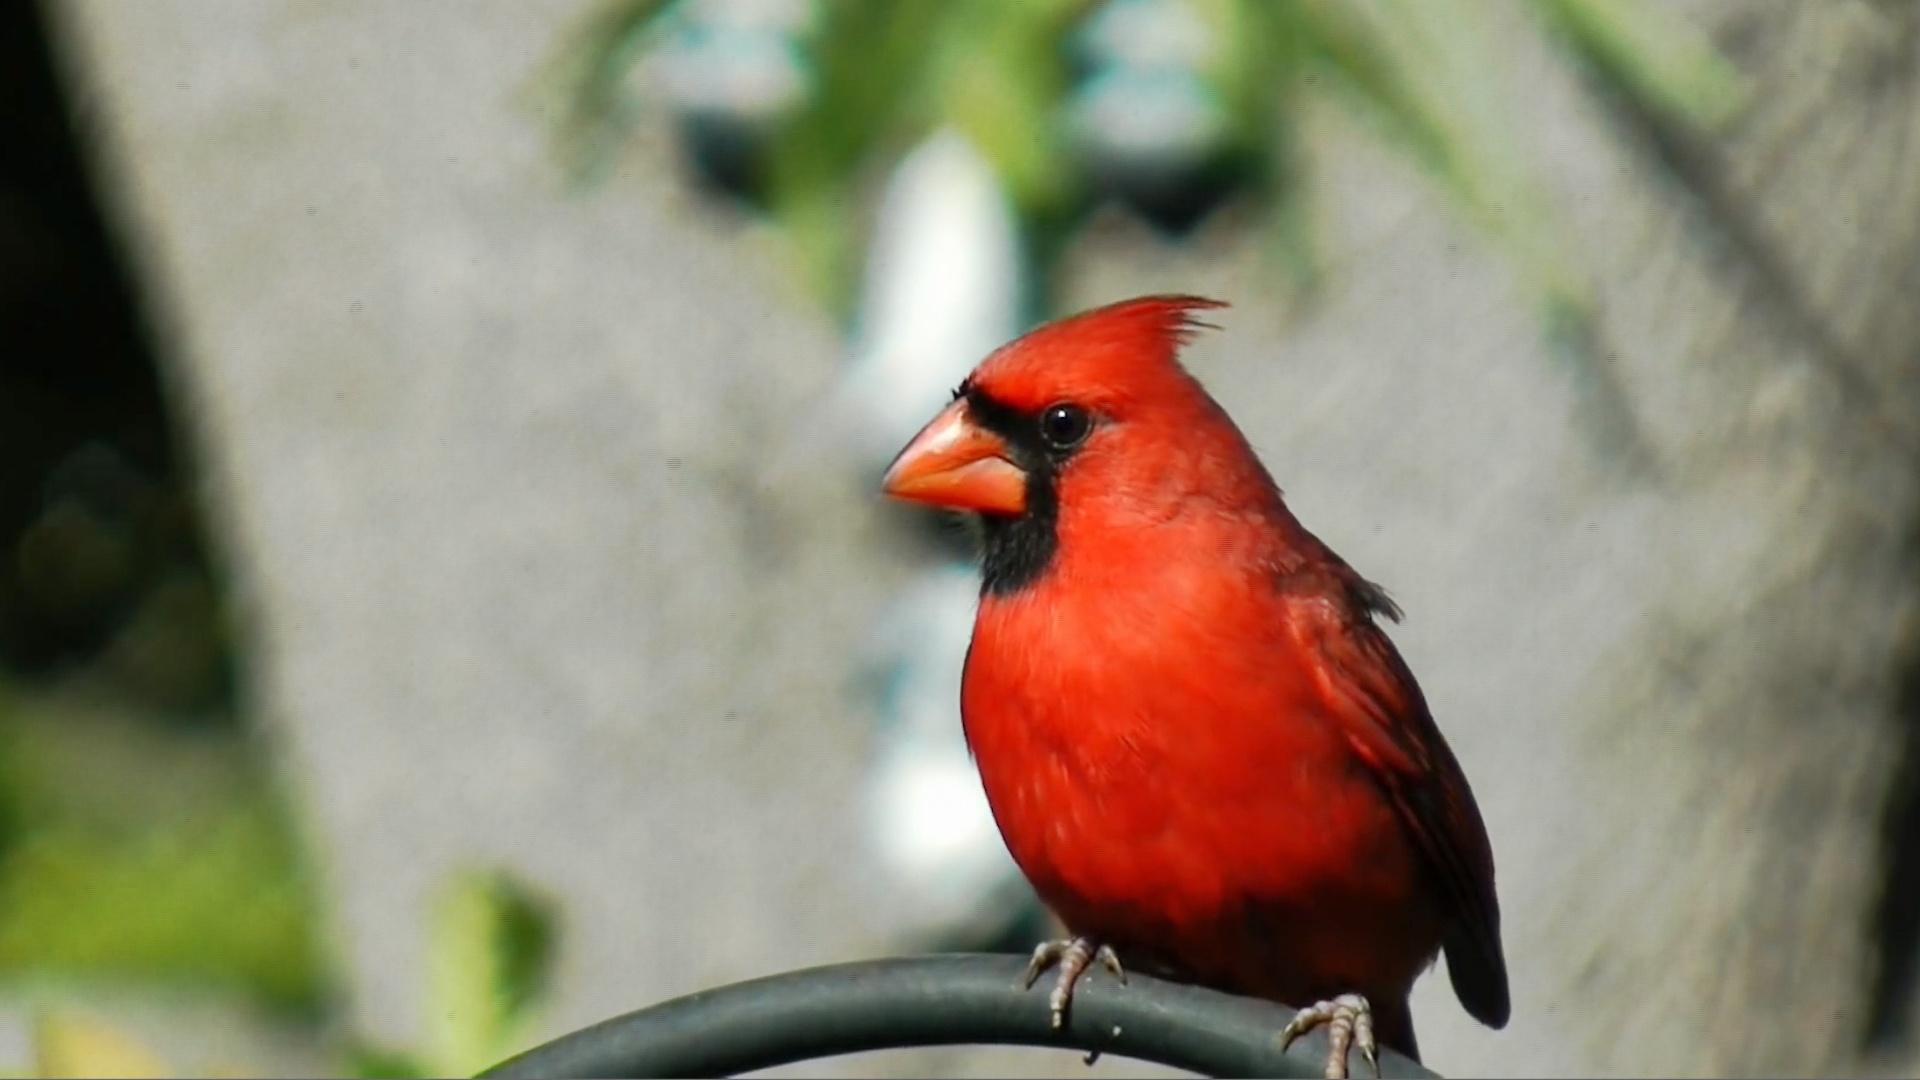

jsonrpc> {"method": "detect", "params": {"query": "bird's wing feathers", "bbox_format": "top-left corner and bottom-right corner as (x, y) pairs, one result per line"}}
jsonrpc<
(1290, 579), (1512, 1028)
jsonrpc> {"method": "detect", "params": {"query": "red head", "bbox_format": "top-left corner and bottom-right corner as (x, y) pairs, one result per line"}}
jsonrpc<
(882, 295), (1292, 594)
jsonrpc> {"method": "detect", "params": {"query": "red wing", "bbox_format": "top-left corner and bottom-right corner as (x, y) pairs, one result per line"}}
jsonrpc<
(1293, 589), (1511, 1028)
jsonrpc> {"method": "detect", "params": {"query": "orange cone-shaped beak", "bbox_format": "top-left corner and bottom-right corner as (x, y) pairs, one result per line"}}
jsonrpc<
(882, 399), (1028, 516)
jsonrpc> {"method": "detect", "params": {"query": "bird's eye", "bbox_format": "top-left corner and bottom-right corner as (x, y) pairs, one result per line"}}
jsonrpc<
(1038, 403), (1092, 450)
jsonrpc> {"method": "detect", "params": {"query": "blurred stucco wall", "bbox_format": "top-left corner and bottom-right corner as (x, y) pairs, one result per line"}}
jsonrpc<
(48, 1), (1920, 1077)
(43, 0), (943, 1069)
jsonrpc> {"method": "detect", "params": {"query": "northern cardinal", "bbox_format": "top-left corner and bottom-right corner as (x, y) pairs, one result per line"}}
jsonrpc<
(881, 296), (1508, 1076)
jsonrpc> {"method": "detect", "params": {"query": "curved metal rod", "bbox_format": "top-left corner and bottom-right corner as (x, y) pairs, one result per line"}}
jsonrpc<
(480, 953), (1437, 1078)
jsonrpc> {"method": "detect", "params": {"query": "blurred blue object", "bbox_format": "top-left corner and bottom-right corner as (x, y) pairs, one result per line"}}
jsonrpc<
(1067, 0), (1237, 229)
(1073, 0), (1219, 72)
(653, 0), (814, 196)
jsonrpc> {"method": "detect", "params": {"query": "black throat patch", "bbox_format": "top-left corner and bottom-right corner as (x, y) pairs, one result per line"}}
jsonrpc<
(962, 387), (1078, 597)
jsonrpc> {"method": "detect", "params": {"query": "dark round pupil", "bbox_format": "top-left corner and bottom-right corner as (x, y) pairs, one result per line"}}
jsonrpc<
(1039, 403), (1090, 448)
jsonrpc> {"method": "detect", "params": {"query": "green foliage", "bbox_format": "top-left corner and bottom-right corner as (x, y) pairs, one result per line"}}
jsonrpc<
(764, 0), (950, 312)
(30, 1011), (169, 1079)
(537, 0), (1743, 458)
(534, 0), (678, 186)
(924, 0), (1088, 220)
(341, 1043), (433, 1080)
(1324, 1), (1575, 283)
(764, 0), (1090, 311)
(542, 0), (1739, 300)
(0, 694), (325, 1009)
(0, 802), (322, 1007)
(3, 853), (559, 1079)
(1535, 0), (1746, 128)
(0, 683), (558, 1078)
(424, 870), (557, 1076)
(1199, 0), (1317, 287)
(347, 869), (558, 1078)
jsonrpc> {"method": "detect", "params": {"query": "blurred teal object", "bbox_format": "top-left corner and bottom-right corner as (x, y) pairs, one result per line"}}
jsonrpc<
(1074, 0), (1217, 72)
(1067, 66), (1235, 228)
(1067, 0), (1237, 229)
(654, 0), (816, 196)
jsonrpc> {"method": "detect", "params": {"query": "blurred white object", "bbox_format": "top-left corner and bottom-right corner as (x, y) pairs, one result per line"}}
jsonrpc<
(845, 130), (1030, 942)
(863, 563), (1024, 938)
(838, 130), (1026, 469)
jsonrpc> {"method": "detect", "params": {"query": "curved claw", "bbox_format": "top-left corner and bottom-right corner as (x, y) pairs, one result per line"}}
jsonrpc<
(1280, 993), (1378, 1080)
(1016, 936), (1127, 1030)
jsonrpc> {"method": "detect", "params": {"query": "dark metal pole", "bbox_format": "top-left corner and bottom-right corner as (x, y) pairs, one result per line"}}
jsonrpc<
(481, 953), (1437, 1078)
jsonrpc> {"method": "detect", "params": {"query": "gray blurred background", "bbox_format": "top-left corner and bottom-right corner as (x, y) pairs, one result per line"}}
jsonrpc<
(1, 0), (1916, 1076)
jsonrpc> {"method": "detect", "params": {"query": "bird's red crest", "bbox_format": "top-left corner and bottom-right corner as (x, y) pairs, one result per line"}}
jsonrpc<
(964, 295), (1228, 414)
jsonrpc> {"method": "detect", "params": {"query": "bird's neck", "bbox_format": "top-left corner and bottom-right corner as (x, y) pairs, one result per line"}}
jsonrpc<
(983, 489), (1316, 611)
(977, 499), (1060, 598)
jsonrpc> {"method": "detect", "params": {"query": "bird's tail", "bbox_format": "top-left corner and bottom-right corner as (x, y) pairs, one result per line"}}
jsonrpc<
(1444, 924), (1512, 1029)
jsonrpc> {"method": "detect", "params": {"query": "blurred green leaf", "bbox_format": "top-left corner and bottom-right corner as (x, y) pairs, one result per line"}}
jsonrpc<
(766, 0), (950, 312)
(0, 804), (324, 1007)
(423, 870), (557, 1077)
(535, 0), (1740, 457)
(1311, 0), (1581, 299)
(0, 701), (325, 1009)
(538, 0), (1739, 303)
(1283, 1), (1458, 201)
(1535, 0), (1746, 128)
(341, 1043), (431, 1080)
(1294, 0), (1668, 462)
(32, 1010), (170, 1079)
(931, 0), (1087, 222)
(1206, 0), (1317, 288)
(525, 0), (675, 185)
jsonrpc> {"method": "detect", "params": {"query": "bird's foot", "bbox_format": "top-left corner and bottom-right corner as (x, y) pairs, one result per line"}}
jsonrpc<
(1281, 992), (1378, 1080)
(1018, 936), (1127, 1030)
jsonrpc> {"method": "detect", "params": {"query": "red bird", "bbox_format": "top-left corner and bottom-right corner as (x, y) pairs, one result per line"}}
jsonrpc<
(881, 296), (1508, 1076)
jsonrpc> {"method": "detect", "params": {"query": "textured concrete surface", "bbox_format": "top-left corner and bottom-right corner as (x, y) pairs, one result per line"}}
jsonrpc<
(47, 1), (1920, 1076)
